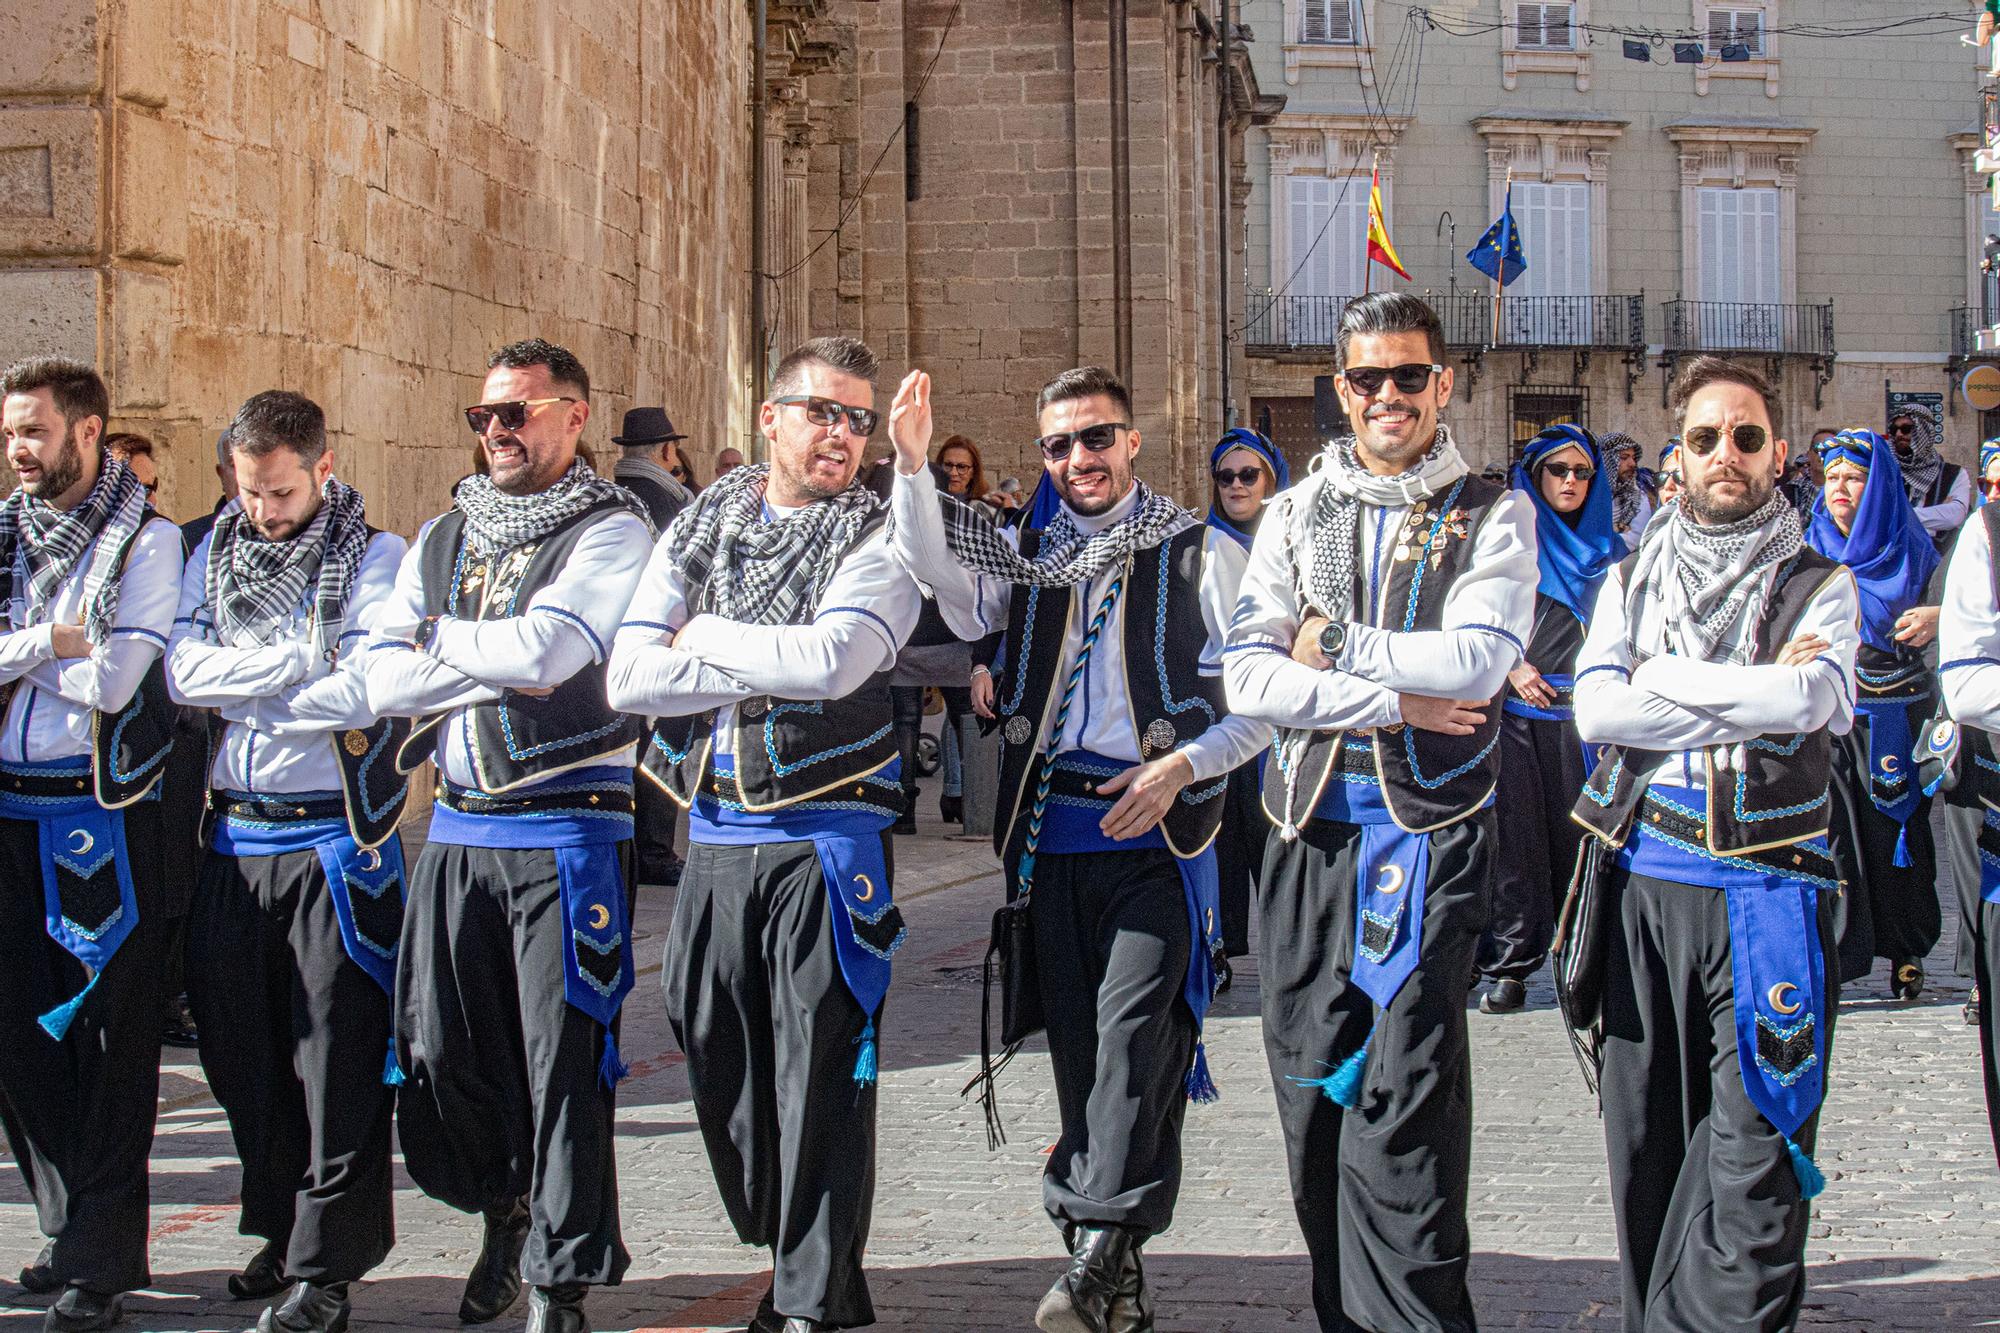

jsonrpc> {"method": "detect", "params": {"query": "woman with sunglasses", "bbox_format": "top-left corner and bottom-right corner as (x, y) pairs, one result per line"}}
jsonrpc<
(1654, 437), (1682, 507)
(1473, 425), (1622, 1015)
(1808, 430), (1943, 1001)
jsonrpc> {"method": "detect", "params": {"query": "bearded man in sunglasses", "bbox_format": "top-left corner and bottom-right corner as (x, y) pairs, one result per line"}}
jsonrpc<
(1570, 356), (1858, 1332)
(1221, 291), (1536, 1333)
(366, 338), (655, 1333)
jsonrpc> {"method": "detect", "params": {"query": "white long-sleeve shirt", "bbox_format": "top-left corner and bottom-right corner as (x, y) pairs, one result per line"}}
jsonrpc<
(1223, 470), (1538, 734)
(1573, 560), (1859, 788)
(168, 528), (408, 794)
(1916, 467), (1974, 541)
(1939, 511), (2000, 730)
(889, 468), (1269, 784)
(363, 511), (652, 788)
(0, 516), (182, 764)
(606, 508), (921, 764)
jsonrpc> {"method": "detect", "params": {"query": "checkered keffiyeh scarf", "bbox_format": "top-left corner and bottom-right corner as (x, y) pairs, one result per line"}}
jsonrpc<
(1298, 425), (1469, 621)
(205, 478), (370, 660)
(1602, 431), (1643, 532)
(452, 459), (652, 558)
(0, 449), (149, 645)
(1623, 491), (1803, 667)
(922, 479), (1191, 588)
(1896, 401), (1944, 505)
(664, 462), (883, 626)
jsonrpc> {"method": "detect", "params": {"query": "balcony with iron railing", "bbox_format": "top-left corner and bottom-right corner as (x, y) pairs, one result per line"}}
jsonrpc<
(1951, 270), (2000, 360)
(1660, 300), (1835, 358)
(1242, 291), (1645, 353)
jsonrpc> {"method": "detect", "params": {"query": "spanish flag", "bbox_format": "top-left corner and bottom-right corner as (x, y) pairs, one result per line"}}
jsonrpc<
(1366, 166), (1411, 281)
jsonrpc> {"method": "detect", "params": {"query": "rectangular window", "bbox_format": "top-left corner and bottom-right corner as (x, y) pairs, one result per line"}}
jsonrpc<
(1696, 185), (1781, 348)
(1706, 6), (1766, 56)
(1301, 0), (1359, 45)
(1509, 386), (1589, 461)
(1286, 174), (1368, 300)
(1515, 2), (1575, 50)
(1504, 181), (1591, 342)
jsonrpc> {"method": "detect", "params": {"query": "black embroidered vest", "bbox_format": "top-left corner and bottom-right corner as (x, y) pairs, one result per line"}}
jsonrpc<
(992, 522), (1228, 863)
(83, 506), (176, 808)
(639, 512), (901, 818)
(1260, 473), (1511, 835)
(397, 501), (642, 794)
(1571, 547), (1844, 856)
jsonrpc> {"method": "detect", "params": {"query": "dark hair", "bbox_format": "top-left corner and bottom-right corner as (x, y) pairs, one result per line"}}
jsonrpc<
(770, 336), (879, 399)
(1669, 355), (1781, 437)
(1335, 292), (1447, 370)
(102, 431), (155, 460)
(670, 446), (699, 492)
(0, 356), (109, 429)
(936, 434), (989, 497)
(488, 338), (590, 401)
(228, 390), (329, 464)
(1037, 366), (1133, 422)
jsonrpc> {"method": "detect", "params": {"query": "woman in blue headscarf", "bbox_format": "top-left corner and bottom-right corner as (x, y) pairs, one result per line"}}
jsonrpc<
(1979, 437), (2000, 507)
(1205, 428), (1290, 984)
(1475, 424), (1622, 1014)
(1809, 429), (1943, 998)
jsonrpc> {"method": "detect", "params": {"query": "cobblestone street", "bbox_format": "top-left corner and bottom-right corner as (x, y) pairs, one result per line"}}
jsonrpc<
(2, 812), (1997, 1332)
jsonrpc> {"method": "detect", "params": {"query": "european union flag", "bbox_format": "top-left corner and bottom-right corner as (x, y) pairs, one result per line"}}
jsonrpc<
(1467, 186), (1527, 287)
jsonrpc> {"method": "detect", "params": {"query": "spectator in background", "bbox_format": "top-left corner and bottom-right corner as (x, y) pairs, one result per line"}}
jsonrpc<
(181, 429), (242, 552)
(1982, 437), (2000, 505)
(712, 445), (743, 478)
(103, 432), (159, 498)
(1889, 400), (1972, 549)
(1600, 431), (1653, 550)
(609, 407), (693, 531)
(1655, 437), (1682, 507)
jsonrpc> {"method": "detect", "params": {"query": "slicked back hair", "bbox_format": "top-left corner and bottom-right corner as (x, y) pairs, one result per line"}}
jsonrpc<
(1670, 355), (1781, 438)
(1037, 366), (1133, 422)
(770, 336), (880, 400)
(228, 390), (329, 465)
(1334, 292), (1447, 371)
(488, 338), (590, 401)
(0, 356), (109, 429)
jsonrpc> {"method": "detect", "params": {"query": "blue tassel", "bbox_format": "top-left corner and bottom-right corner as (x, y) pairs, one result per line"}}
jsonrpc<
(852, 1020), (878, 1086)
(1184, 1040), (1220, 1104)
(597, 1032), (629, 1089)
(1286, 1034), (1371, 1110)
(1893, 826), (1912, 869)
(1786, 1137), (1825, 1200)
(382, 1040), (405, 1087)
(37, 973), (98, 1041)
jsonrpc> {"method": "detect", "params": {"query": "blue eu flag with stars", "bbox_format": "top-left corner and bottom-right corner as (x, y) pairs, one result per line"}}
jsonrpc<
(1467, 186), (1528, 287)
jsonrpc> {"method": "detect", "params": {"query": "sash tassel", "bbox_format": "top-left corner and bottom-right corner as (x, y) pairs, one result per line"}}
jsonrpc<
(37, 971), (99, 1041)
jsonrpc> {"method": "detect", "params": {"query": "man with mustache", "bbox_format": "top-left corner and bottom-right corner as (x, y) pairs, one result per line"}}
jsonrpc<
(1886, 400), (1969, 550)
(366, 340), (653, 1333)
(1222, 292), (1537, 1332)
(1571, 357), (1858, 1331)
(0, 357), (183, 1333)
(886, 365), (1268, 1332)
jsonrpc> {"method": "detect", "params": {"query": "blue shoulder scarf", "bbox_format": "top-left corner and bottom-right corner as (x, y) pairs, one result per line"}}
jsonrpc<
(1979, 438), (2000, 506)
(1806, 429), (1938, 652)
(1509, 424), (1621, 624)
(1204, 428), (1291, 548)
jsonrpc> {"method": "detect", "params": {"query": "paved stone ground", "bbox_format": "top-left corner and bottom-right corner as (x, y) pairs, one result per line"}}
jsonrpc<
(2, 806), (1998, 1331)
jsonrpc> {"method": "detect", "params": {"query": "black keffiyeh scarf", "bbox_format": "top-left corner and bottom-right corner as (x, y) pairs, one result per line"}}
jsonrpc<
(0, 449), (148, 644)
(1602, 431), (1643, 532)
(204, 478), (371, 660)
(1300, 425), (1469, 620)
(1624, 491), (1804, 667)
(453, 459), (653, 558)
(1896, 401), (1944, 505)
(920, 479), (1190, 588)
(664, 462), (883, 626)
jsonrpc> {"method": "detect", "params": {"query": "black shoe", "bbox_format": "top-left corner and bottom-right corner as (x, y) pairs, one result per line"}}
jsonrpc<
(161, 992), (200, 1049)
(1107, 1243), (1154, 1333)
(458, 1200), (529, 1324)
(1968, 984), (1983, 1027)
(780, 1320), (830, 1332)
(1892, 960), (1925, 1002)
(21, 1240), (58, 1295)
(257, 1281), (350, 1333)
(892, 809), (918, 836)
(228, 1241), (288, 1302)
(744, 1286), (782, 1333)
(1035, 1226), (1135, 1333)
(43, 1286), (123, 1333)
(939, 793), (963, 826)
(525, 1284), (588, 1333)
(1480, 978), (1527, 1014)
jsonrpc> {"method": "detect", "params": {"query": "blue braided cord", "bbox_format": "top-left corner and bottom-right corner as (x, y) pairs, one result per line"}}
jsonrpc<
(999, 584), (1042, 718)
(1732, 768), (1828, 823)
(1018, 578), (1125, 899)
(1151, 540), (1217, 731)
(354, 724), (403, 823)
(650, 728), (696, 764)
(1400, 478), (1469, 632)
(763, 700), (895, 776)
(1400, 723), (1500, 790)
(1581, 753), (1623, 807)
(105, 687), (170, 786)
(1746, 733), (1808, 757)
(1181, 775), (1228, 804)
(497, 707), (623, 761)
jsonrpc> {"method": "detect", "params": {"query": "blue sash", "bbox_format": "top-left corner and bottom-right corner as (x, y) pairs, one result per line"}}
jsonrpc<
(1351, 824), (1429, 1012)
(1855, 695), (1919, 866)
(18, 793), (138, 1041)
(1725, 874), (1829, 1187)
(1500, 672), (1576, 722)
(1978, 807), (2000, 905)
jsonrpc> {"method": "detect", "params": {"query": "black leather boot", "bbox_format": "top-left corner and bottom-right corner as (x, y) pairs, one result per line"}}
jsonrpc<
(524, 1283), (588, 1333)
(256, 1280), (351, 1333)
(43, 1285), (124, 1333)
(458, 1200), (530, 1323)
(1034, 1226), (1135, 1333)
(1107, 1244), (1154, 1333)
(228, 1241), (288, 1302)
(20, 1239), (58, 1295)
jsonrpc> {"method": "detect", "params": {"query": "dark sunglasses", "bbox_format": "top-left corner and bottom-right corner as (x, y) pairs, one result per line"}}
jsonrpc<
(1212, 466), (1266, 487)
(1538, 462), (1595, 482)
(1683, 423), (1769, 456)
(1340, 363), (1444, 396)
(1037, 422), (1128, 461)
(463, 397), (577, 435)
(1888, 421), (1915, 436)
(771, 394), (880, 437)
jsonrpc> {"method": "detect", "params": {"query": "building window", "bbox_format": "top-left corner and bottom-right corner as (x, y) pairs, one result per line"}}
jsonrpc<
(1286, 175), (1368, 299)
(1301, 0), (1358, 44)
(1509, 386), (1589, 460)
(1706, 5), (1765, 55)
(1696, 186), (1781, 314)
(1667, 122), (1812, 327)
(1284, 0), (1377, 86)
(1505, 181), (1593, 341)
(1693, 1), (1778, 97)
(1952, 129), (2000, 318)
(1473, 114), (1624, 311)
(1502, 0), (1590, 90)
(1516, 3), (1575, 49)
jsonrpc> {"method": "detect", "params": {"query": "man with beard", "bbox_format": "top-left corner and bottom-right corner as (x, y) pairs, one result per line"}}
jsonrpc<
(886, 364), (1268, 1333)
(608, 337), (918, 1333)
(1602, 431), (1653, 550)
(0, 357), (182, 1332)
(1887, 400), (1970, 549)
(167, 391), (411, 1333)
(366, 339), (653, 1333)
(1222, 292), (1536, 1332)
(1571, 357), (1858, 1331)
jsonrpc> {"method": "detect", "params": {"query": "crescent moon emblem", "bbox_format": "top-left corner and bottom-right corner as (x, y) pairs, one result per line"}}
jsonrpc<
(357, 847), (382, 872)
(587, 904), (611, 931)
(853, 873), (876, 903)
(1768, 982), (1802, 1015)
(66, 828), (93, 856)
(1880, 755), (1900, 773)
(1375, 864), (1406, 895)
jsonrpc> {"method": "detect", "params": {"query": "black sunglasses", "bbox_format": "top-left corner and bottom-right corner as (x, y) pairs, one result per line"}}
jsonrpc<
(771, 394), (880, 437)
(1037, 422), (1128, 461)
(463, 397), (578, 435)
(1888, 421), (1915, 436)
(1683, 423), (1769, 456)
(1212, 466), (1265, 487)
(1340, 363), (1444, 396)
(1538, 462), (1595, 482)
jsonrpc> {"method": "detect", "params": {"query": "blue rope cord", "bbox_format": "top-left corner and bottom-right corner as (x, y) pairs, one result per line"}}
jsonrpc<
(1016, 576), (1125, 901)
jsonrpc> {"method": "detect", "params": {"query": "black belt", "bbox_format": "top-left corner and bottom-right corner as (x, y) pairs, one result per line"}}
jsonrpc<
(438, 781), (634, 819)
(0, 767), (94, 800)
(1639, 791), (1836, 883)
(218, 792), (347, 825)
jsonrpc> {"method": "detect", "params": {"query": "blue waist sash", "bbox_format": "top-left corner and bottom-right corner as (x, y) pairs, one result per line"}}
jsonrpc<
(1502, 672), (1577, 722)
(1854, 695), (1919, 866)
(1978, 807), (2000, 906)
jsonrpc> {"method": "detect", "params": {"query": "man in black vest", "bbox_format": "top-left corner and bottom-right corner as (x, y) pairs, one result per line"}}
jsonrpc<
(1887, 400), (1970, 550)
(0, 357), (184, 1332)
(608, 336), (918, 1333)
(167, 391), (412, 1333)
(886, 365), (1267, 1333)
(1222, 293), (1536, 1332)
(1572, 357), (1858, 1331)
(366, 339), (653, 1333)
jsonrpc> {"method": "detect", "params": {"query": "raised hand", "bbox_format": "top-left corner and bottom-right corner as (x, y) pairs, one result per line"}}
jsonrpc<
(888, 369), (933, 475)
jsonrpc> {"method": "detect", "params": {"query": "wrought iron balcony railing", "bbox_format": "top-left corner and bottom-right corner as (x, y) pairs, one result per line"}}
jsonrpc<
(1242, 292), (1644, 353)
(1660, 300), (1835, 358)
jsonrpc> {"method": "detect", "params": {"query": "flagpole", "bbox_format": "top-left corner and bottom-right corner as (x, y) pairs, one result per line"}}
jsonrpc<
(1491, 167), (1511, 347)
(1365, 150), (1378, 297)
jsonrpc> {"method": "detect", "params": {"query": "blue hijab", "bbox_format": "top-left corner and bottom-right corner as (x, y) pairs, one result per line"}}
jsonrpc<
(1509, 424), (1621, 624)
(1205, 428), (1291, 548)
(1021, 469), (1063, 530)
(1807, 429), (1938, 652)
(1980, 438), (2000, 506)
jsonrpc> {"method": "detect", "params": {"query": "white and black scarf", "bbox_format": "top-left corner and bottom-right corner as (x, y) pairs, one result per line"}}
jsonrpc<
(0, 450), (149, 644)
(664, 462), (883, 626)
(204, 478), (371, 660)
(1601, 431), (1643, 532)
(453, 459), (652, 558)
(921, 480), (1190, 589)
(1624, 491), (1804, 667)
(1896, 401), (1944, 505)
(1299, 425), (1469, 621)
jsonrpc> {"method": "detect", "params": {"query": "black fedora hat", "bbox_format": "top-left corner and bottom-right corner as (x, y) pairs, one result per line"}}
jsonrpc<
(611, 406), (686, 445)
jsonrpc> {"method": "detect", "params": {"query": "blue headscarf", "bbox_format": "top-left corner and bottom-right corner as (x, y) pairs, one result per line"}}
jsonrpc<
(1659, 437), (1681, 471)
(1205, 428), (1291, 548)
(1509, 424), (1621, 625)
(1807, 429), (1938, 652)
(1021, 469), (1063, 530)
(1979, 438), (2000, 506)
